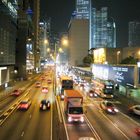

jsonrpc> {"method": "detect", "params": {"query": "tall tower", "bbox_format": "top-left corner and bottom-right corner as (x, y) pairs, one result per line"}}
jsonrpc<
(32, 0), (40, 72)
(75, 0), (92, 49)
(75, 0), (91, 19)
(128, 21), (140, 47)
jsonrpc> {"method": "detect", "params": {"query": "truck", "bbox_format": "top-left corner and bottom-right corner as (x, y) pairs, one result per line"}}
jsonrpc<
(64, 90), (84, 123)
(59, 76), (73, 100)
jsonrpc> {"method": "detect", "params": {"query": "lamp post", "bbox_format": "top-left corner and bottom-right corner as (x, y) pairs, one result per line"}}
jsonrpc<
(138, 50), (140, 61)
(117, 51), (120, 64)
(54, 42), (58, 96)
(54, 37), (69, 96)
(111, 17), (116, 48)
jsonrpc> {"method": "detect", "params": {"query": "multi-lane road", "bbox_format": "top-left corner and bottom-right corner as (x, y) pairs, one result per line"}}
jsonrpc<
(0, 70), (140, 140)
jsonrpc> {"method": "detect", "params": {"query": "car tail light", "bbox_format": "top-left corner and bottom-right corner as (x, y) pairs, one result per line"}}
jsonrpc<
(47, 103), (50, 107)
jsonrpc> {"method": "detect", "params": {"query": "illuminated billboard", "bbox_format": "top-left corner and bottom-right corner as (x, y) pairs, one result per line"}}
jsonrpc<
(92, 64), (135, 86)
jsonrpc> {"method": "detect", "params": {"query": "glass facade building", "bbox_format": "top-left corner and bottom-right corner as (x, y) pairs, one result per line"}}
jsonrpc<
(91, 7), (114, 49)
(75, 0), (115, 49)
(128, 21), (140, 47)
(0, 0), (17, 65)
(75, 0), (91, 19)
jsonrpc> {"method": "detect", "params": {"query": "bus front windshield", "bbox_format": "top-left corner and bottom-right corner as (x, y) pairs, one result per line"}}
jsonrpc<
(104, 85), (114, 94)
(69, 107), (83, 114)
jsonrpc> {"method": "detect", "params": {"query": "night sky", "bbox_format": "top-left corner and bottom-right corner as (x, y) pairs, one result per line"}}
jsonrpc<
(40, 0), (140, 47)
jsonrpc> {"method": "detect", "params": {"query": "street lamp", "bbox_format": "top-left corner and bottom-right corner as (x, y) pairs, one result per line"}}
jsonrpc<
(61, 38), (69, 47)
(54, 38), (69, 95)
(44, 39), (49, 45)
(117, 51), (120, 64)
(138, 51), (140, 61)
(47, 48), (50, 53)
(110, 17), (116, 48)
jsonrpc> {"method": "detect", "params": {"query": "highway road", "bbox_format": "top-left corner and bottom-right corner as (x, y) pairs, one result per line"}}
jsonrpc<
(0, 69), (140, 140)
(0, 73), (53, 140)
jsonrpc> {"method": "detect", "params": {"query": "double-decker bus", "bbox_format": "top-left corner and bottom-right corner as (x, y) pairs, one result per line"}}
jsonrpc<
(92, 78), (114, 98)
(59, 75), (73, 99)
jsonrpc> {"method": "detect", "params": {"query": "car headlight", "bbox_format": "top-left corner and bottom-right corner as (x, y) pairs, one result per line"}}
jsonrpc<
(80, 116), (84, 122)
(61, 95), (64, 99)
(107, 108), (112, 112)
(89, 93), (93, 97)
(94, 93), (97, 97)
(114, 108), (119, 112)
(68, 116), (72, 122)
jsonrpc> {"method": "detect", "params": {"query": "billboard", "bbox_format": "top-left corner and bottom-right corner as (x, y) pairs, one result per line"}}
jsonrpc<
(92, 64), (135, 86)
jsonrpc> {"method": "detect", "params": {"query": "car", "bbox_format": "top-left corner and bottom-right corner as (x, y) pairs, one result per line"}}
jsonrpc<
(100, 101), (119, 114)
(41, 77), (45, 80)
(40, 100), (51, 110)
(60, 94), (64, 100)
(88, 90), (98, 98)
(42, 87), (49, 93)
(47, 79), (52, 84)
(11, 89), (22, 96)
(35, 82), (41, 88)
(18, 98), (31, 110)
(134, 127), (140, 136)
(128, 105), (140, 115)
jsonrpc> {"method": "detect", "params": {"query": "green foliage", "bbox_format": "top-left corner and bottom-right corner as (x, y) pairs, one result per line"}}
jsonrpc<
(83, 54), (93, 65)
(120, 56), (138, 64)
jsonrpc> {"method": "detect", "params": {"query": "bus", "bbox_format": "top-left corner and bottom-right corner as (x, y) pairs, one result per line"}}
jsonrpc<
(92, 79), (114, 98)
(59, 76), (73, 99)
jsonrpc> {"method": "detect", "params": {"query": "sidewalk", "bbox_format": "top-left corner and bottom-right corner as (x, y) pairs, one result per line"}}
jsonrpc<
(0, 73), (39, 101)
(0, 80), (30, 102)
(114, 90), (140, 108)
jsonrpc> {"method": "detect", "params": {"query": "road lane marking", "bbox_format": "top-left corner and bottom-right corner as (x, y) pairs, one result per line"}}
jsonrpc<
(55, 97), (62, 123)
(84, 115), (101, 140)
(10, 107), (14, 110)
(29, 114), (32, 119)
(120, 111), (140, 126)
(100, 111), (131, 140)
(21, 131), (24, 137)
(4, 112), (8, 116)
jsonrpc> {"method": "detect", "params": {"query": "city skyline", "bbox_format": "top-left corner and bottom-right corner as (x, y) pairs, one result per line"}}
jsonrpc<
(41, 0), (140, 47)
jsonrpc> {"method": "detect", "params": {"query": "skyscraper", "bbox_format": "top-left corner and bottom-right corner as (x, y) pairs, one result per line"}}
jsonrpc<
(32, 0), (40, 72)
(75, 0), (91, 19)
(0, 0), (17, 86)
(75, 0), (116, 49)
(128, 21), (140, 47)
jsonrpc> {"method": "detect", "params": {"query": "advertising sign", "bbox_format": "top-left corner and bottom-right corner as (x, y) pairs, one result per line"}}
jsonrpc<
(92, 64), (135, 86)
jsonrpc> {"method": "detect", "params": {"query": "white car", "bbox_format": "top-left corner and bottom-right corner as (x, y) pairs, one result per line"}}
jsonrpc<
(100, 101), (119, 114)
(128, 105), (140, 115)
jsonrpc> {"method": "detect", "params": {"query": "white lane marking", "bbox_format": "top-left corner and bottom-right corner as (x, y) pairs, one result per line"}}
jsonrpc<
(29, 114), (32, 119)
(84, 115), (101, 140)
(10, 107), (14, 110)
(55, 97), (63, 123)
(100, 111), (131, 140)
(21, 131), (24, 137)
(4, 112), (8, 116)
(120, 111), (140, 126)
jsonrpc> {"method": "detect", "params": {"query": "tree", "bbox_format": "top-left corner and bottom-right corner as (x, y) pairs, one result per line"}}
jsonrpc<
(83, 54), (93, 66)
(120, 56), (138, 64)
